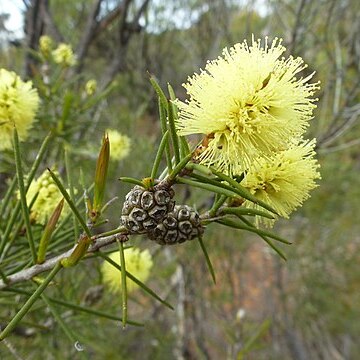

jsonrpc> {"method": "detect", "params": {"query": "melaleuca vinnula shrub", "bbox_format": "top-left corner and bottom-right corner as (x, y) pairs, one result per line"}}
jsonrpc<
(0, 36), (320, 341)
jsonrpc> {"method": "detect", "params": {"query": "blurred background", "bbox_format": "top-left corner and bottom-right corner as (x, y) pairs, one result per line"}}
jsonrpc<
(0, 0), (359, 359)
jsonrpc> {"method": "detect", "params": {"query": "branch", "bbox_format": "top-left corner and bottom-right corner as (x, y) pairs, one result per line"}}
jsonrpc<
(0, 232), (122, 290)
(75, 0), (103, 72)
(101, 0), (150, 87)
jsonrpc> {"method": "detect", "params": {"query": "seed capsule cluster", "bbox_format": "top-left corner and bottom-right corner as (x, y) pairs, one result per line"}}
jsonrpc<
(121, 184), (204, 245)
(121, 185), (175, 234)
(148, 205), (204, 245)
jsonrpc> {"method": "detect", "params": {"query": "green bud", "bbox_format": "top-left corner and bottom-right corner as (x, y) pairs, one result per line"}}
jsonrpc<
(37, 199), (64, 264)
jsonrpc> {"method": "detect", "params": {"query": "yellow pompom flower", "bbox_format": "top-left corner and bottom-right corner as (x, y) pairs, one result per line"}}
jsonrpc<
(0, 69), (39, 150)
(39, 35), (53, 57)
(101, 248), (153, 294)
(241, 139), (321, 227)
(26, 170), (70, 225)
(52, 43), (76, 67)
(106, 129), (131, 161)
(175, 36), (319, 175)
(85, 79), (97, 95)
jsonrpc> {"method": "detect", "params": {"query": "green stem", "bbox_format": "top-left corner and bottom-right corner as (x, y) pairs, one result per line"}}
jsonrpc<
(0, 262), (62, 341)
(13, 129), (36, 263)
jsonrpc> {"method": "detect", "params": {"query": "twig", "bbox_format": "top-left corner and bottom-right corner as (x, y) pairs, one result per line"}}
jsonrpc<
(0, 233), (122, 290)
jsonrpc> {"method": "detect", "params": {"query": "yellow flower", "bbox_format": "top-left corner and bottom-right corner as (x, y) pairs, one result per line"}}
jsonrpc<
(0, 69), (39, 150)
(101, 248), (153, 294)
(52, 43), (76, 67)
(26, 169), (70, 225)
(175, 37), (319, 175)
(241, 139), (321, 227)
(39, 35), (53, 57)
(106, 129), (131, 161)
(85, 79), (97, 95)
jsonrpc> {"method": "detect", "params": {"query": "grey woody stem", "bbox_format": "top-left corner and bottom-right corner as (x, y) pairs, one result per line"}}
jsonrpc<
(0, 233), (122, 290)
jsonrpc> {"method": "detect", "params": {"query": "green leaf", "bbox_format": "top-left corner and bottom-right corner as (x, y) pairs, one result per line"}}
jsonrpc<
(13, 128), (36, 263)
(216, 218), (291, 245)
(151, 130), (170, 180)
(149, 75), (168, 108)
(179, 136), (191, 159)
(167, 99), (180, 164)
(177, 177), (247, 199)
(0, 262), (62, 341)
(209, 195), (228, 217)
(118, 177), (144, 187)
(197, 237), (216, 284)
(98, 252), (174, 310)
(48, 168), (92, 239)
(168, 152), (193, 180)
(158, 99), (173, 171)
(5, 288), (143, 327)
(118, 240), (128, 328)
(237, 215), (288, 261)
(221, 207), (274, 219)
(37, 199), (64, 264)
(237, 319), (271, 359)
(92, 134), (110, 216)
(65, 145), (79, 241)
(209, 167), (279, 215)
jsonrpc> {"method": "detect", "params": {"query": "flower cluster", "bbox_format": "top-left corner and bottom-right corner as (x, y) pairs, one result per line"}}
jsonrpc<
(26, 169), (70, 225)
(176, 36), (321, 226)
(52, 43), (76, 67)
(241, 139), (321, 226)
(0, 69), (40, 151)
(106, 129), (131, 161)
(39, 35), (53, 58)
(101, 248), (153, 293)
(85, 79), (97, 96)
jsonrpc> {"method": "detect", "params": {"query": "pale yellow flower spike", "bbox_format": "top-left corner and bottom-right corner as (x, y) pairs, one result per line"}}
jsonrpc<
(26, 169), (71, 225)
(101, 248), (153, 294)
(175, 36), (320, 175)
(52, 43), (76, 67)
(85, 79), (97, 96)
(106, 129), (131, 161)
(0, 69), (40, 150)
(241, 139), (321, 227)
(39, 35), (53, 57)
